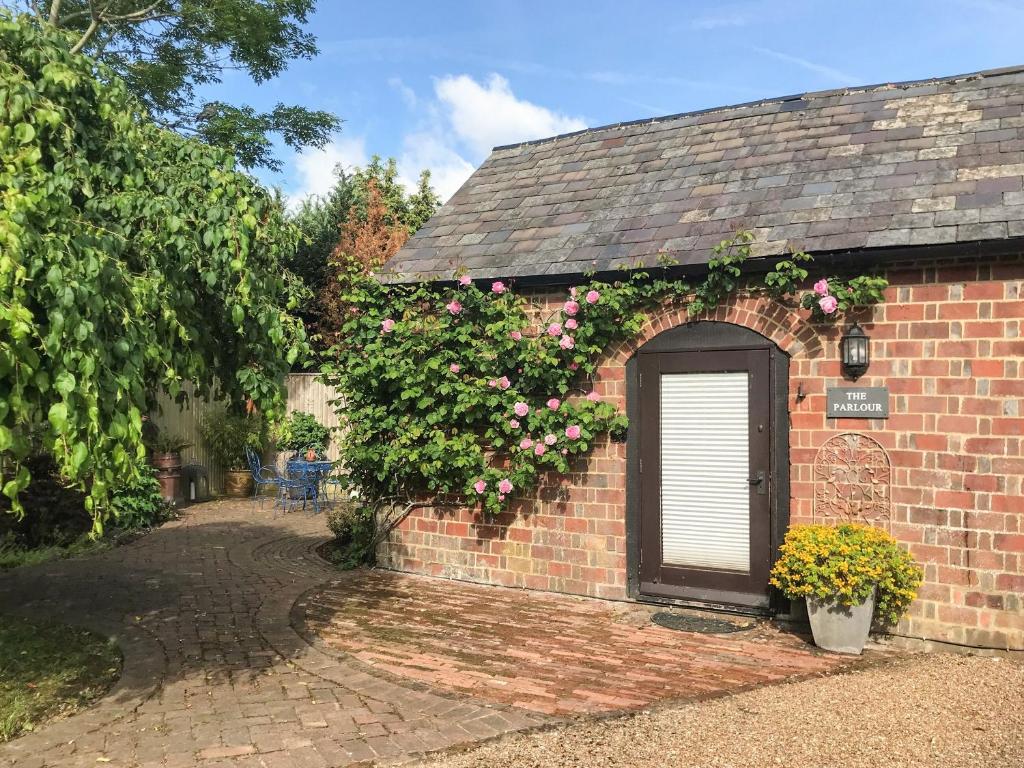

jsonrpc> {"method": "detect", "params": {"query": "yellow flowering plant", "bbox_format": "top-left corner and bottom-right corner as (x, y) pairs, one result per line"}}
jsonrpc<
(770, 524), (923, 626)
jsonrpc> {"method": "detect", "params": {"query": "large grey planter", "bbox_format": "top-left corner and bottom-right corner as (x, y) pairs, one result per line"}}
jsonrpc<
(806, 588), (876, 655)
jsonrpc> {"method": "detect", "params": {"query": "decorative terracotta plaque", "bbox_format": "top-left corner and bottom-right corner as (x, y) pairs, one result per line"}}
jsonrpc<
(813, 432), (891, 529)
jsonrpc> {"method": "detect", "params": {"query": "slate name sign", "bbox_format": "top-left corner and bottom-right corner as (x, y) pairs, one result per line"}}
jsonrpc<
(827, 387), (890, 418)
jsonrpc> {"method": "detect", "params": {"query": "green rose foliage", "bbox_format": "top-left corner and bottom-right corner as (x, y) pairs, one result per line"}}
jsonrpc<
(321, 235), (887, 514)
(0, 16), (309, 526)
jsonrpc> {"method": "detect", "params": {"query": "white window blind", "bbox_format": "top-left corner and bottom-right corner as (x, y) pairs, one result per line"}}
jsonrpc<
(660, 372), (750, 572)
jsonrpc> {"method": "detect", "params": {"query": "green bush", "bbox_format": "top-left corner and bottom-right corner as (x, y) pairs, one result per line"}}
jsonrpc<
(109, 470), (175, 530)
(273, 411), (331, 457)
(323, 502), (376, 569)
(770, 523), (923, 626)
(199, 409), (267, 470)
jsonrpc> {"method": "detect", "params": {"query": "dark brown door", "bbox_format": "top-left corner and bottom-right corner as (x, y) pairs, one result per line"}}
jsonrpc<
(638, 348), (773, 609)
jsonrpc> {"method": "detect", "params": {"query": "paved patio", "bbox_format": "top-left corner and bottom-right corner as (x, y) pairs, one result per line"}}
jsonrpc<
(0, 500), (873, 767)
(298, 570), (861, 716)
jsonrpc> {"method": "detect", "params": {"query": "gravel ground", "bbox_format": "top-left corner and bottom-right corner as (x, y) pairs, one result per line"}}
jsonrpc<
(419, 653), (1024, 768)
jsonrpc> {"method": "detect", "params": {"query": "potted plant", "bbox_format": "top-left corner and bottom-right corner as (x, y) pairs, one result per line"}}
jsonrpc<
(770, 523), (922, 654)
(146, 430), (192, 502)
(273, 411), (331, 461)
(199, 408), (267, 498)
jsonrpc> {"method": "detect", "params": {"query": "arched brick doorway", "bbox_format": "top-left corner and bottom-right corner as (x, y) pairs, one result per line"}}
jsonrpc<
(625, 321), (791, 612)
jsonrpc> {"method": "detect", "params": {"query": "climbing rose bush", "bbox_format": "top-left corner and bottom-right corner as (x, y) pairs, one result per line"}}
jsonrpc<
(321, 233), (888, 512)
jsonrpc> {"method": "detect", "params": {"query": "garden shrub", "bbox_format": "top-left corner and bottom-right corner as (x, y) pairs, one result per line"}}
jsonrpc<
(769, 523), (923, 625)
(273, 411), (331, 457)
(109, 470), (175, 531)
(199, 409), (267, 470)
(323, 502), (376, 569)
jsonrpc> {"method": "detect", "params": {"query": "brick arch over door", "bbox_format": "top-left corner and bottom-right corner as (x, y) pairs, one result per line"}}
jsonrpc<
(615, 307), (796, 608)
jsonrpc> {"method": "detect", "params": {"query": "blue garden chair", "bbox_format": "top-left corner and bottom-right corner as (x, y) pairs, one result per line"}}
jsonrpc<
(245, 447), (285, 508)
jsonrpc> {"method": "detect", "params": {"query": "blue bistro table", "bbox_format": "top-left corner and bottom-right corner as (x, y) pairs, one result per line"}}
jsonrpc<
(283, 459), (334, 513)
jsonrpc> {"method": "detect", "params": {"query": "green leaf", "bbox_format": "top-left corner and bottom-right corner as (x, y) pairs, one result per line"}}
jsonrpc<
(14, 122), (35, 144)
(47, 403), (68, 433)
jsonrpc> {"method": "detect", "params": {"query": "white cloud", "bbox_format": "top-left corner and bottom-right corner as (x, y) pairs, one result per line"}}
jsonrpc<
(691, 10), (752, 29)
(397, 131), (476, 202)
(288, 135), (368, 208)
(285, 74), (584, 207)
(388, 77), (418, 109)
(435, 73), (587, 156)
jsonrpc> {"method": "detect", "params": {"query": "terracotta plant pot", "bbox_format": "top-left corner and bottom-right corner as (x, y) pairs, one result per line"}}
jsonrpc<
(151, 451), (182, 502)
(224, 469), (254, 498)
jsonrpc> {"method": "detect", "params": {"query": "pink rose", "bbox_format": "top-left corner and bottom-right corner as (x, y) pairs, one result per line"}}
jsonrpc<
(473, 480), (486, 494)
(544, 434), (557, 446)
(491, 281), (506, 294)
(446, 300), (462, 315)
(488, 379), (497, 388)
(510, 330), (522, 341)
(513, 402), (529, 417)
(497, 376), (511, 390)
(561, 449), (568, 455)
(498, 494), (506, 501)
(547, 398), (561, 410)
(547, 323), (562, 336)
(564, 300), (580, 316)
(509, 419), (520, 428)
(450, 363), (461, 373)
(585, 290), (600, 304)
(559, 335), (575, 350)
(534, 443), (547, 456)
(381, 318), (395, 332)
(498, 478), (513, 494)
(569, 287), (577, 297)
(520, 437), (534, 450)
(819, 295), (839, 314)
(586, 391), (600, 402)
(565, 318), (577, 330)
(569, 362), (579, 371)
(565, 425), (581, 440)
(813, 278), (830, 296)
(459, 275), (472, 286)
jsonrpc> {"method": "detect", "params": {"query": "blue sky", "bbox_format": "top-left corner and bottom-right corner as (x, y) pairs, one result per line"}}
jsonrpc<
(217, 0), (1024, 204)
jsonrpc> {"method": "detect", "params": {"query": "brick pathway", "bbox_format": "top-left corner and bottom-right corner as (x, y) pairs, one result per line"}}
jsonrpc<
(298, 571), (865, 716)
(0, 500), (873, 767)
(0, 501), (542, 768)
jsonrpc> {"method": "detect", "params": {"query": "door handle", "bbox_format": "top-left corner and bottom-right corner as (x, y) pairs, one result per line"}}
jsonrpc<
(748, 470), (766, 495)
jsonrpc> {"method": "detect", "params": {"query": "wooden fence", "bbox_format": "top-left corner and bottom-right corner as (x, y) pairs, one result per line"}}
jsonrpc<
(148, 374), (341, 495)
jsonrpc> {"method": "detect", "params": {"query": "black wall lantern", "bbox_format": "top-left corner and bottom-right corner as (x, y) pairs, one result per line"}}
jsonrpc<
(840, 321), (870, 380)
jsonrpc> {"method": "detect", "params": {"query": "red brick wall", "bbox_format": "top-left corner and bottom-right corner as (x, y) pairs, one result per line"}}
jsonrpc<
(379, 255), (1024, 650)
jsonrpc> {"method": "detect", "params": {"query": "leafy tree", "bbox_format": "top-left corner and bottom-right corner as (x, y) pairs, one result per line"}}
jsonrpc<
(288, 159), (440, 300)
(287, 169), (358, 301)
(288, 156), (441, 345)
(0, 17), (308, 525)
(315, 179), (410, 348)
(8, 0), (340, 170)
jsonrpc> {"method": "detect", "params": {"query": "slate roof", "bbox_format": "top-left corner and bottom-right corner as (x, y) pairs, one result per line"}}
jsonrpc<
(381, 66), (1024, 284)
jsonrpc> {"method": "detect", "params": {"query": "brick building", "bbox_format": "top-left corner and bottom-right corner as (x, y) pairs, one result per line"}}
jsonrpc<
(378, 68), (1024, 650)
